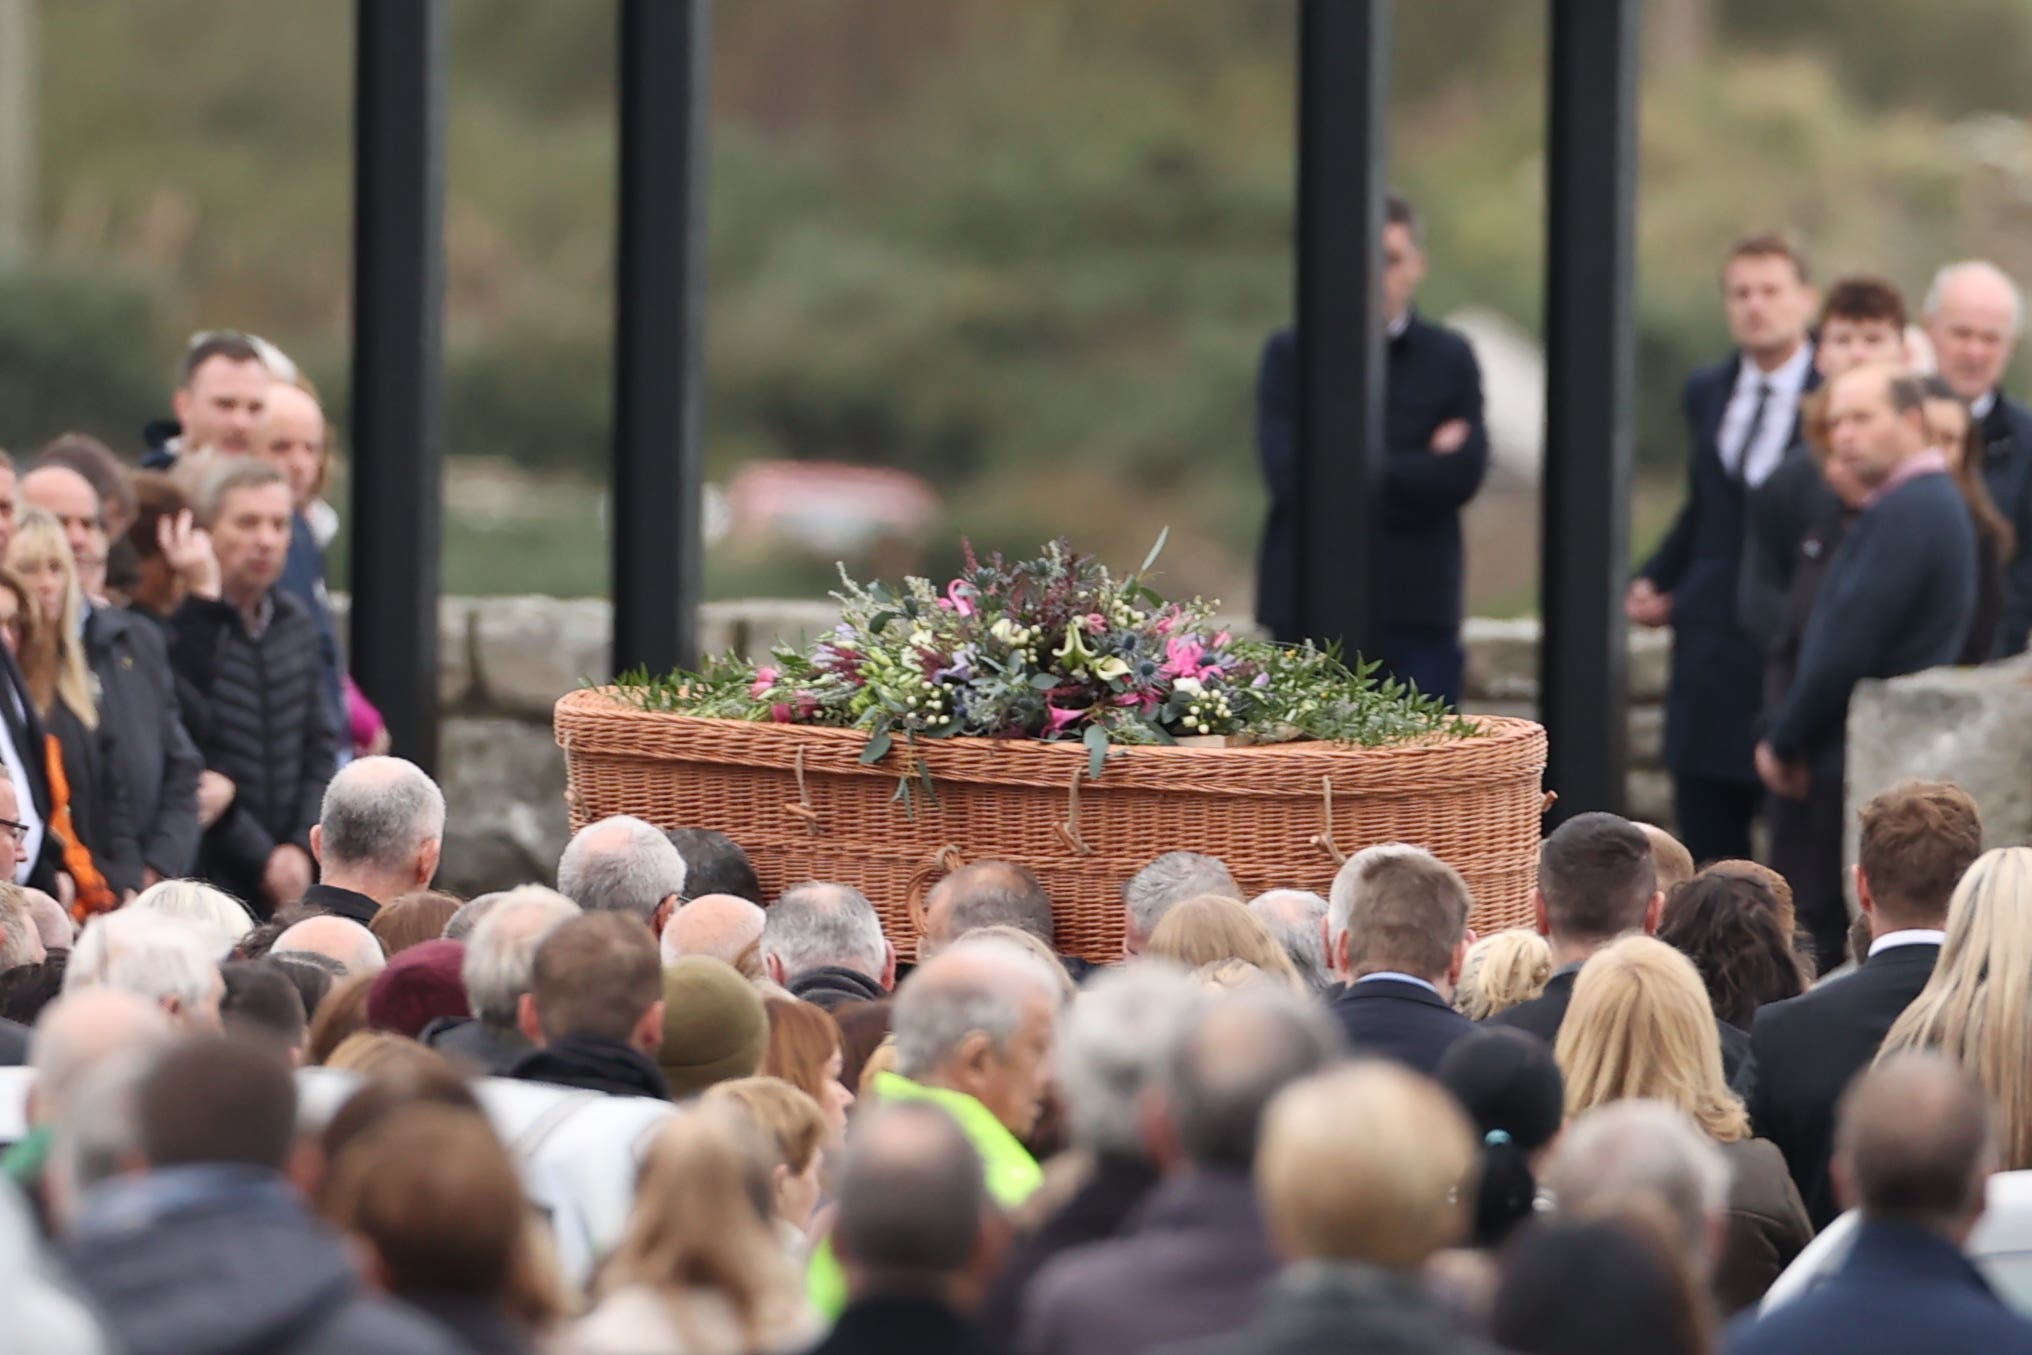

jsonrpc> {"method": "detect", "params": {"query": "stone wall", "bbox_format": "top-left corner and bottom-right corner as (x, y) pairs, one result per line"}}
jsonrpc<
(409, 598), (1673, 894)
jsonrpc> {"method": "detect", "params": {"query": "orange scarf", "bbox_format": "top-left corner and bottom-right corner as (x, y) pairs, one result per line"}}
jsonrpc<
(44, 735), (115, 923)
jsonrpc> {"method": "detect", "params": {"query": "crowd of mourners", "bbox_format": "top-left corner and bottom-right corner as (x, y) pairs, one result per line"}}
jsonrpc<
(0, 756), (2028, 1355)
(0, 292), (2025, 1354)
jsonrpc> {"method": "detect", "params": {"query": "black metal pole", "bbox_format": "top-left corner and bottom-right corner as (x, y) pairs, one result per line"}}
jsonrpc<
(1293, 0), (1391, 663)
(1540, 0), (1641, 821)
(612, 0), (710, 675)
(349, 0), (446, 772)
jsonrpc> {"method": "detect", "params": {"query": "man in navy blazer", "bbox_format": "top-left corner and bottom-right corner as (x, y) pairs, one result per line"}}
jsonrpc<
(1255, 192), (1489, 706)
(1923, 259), (2032, 657)
(1323, 843), (1475, 1076)
(1630, 233), (1819, 865)
(1727, 1055), (2032, 1355)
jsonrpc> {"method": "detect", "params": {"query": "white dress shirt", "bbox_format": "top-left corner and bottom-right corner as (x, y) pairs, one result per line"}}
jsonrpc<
(1973, 390), (1997, 421)
(1717, 341), (1815, 488)
(0, 678), (46, 884)
(1868, 928), (1947, 958)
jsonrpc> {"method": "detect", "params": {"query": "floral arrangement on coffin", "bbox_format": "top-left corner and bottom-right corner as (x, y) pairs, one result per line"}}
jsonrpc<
(614, 537), (1475, 782)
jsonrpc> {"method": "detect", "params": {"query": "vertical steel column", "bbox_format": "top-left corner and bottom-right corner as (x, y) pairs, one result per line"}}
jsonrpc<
(1292, 0), (1391, 662)
(1540, 0), (1642, 820)
(612, 0), (711, 675)
(350, 0), (447, 771)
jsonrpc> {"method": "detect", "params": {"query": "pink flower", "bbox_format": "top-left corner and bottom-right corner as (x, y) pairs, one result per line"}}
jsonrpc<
(946, 580), (976, 617)
(769, 702), (794, 723)
(1154, 608), (1180, 636)
(1213, 630), (1232, 648)
(1044, 704), (1085, 735)
(749, 666), (779, 701)
(1113, 691), (1159, 711)
(1162, 636), (1207, 677)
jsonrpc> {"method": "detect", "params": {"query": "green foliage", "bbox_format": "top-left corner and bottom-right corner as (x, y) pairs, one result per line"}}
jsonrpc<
(0, 269), (165, 454)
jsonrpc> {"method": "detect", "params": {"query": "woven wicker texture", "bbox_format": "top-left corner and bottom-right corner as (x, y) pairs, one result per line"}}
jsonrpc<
(557, 688), (1548, 964)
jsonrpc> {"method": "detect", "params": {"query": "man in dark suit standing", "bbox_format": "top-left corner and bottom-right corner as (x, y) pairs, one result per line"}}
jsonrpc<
(1726, 1056), (2032, 1355)
(1923, 259), (2032, 657)
(1485, 813), (1662, 1046)
(1323, 845), (1475, 1074)
(1755, 366), (1978, 967)
(1750, 783), (1976, 1230)
(1255, 193), (1489, 707)
(1629, 234), (1818, 864)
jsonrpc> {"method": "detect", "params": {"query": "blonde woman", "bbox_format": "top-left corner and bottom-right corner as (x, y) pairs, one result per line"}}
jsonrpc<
(1556, 936), (1811, 1315)
(130, 877), (256, 959)
(1877, 846), (2032, 1171)
(1145, 894), (1303, 986)
(7, 509), (140, 910)
(704, 1076), (832, 1256)
(1452, 929), (1553, 1021)
(575, 1109), (818, 1355)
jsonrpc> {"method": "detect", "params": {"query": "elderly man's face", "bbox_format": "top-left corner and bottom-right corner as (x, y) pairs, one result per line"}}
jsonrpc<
(1928, 271), (2020, 403)
(978, 991), (1055, 1139)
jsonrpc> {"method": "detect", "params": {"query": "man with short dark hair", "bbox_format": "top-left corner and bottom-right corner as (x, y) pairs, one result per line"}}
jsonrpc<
(665, 826), (763, 904)
(1486, 812), (1662, 1045)
(808, 1102), (992, 1355)
(920, 860), (1055, 958)
(1727, 1054), (2032, 1354)
(1322, 845), (1475, 1074)
(1757, 365), (1978, 966)
(1631, 234), (1819, 865)
(218, 960), (310, 1062)
(1255, 192), (1489, 705)
(508, 912), (668, 1100)
(303, 757), (447, 925)
(1020, 992), (1343, 1355)
(144, 331), (274, 464)
(1750, 781), (1982, 1228)
(168, 461), (337, 912)
(61, 1036), (464, 1355)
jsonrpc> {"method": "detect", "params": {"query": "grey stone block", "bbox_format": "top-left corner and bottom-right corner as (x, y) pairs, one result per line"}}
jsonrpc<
(435, 717), (571, 895)
(470, 596), (614, 718)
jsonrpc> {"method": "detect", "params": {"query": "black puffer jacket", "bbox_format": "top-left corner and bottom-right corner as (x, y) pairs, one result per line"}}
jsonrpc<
(88, 605), (202, 878)
(167, 590), (337, 897)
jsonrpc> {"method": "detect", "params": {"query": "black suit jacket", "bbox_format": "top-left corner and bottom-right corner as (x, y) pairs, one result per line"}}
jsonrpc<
(1747, 941), (1940, 1229)
(816, 1296), (982, 1355)
(1255, 316), (1490, 638)
(1485, 962), (1756, 1092)
(1979, 393), (2032, 656)
(1641, 354), (1819, 782)
(1328, 977), (1473, 1076)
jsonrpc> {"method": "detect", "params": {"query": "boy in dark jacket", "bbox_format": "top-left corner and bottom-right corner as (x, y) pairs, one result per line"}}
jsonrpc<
(168, 462), (336, 913)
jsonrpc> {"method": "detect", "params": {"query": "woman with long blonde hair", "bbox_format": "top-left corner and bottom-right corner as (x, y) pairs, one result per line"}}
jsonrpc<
(1144, 894), (1303, 988)
(6, 508), (139, 912)
(1556, 936), (1810, 1316)
(575, 1109), (817, 1355)
(1877, 846), (2032, 1171)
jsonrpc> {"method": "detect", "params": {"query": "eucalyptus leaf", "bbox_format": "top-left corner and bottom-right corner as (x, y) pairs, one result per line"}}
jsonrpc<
(1139, 526), (1171, 575)
(860, 729), (894, 765)
(1083, 722), (1110, 780)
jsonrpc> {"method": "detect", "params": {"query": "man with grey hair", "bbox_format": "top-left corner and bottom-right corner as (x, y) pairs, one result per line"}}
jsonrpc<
(1021, 989), (1342, 1355)
(270, 914), (386, 979)
(763, 881), (896, 1007)
(557, 814), (688, 935)
(1324, 844), (1475, 1075)
(1122, 852), (1240, 954)
(919, 861), (1056, 959)
(22, 990), (175, 1219)
(64, 911), (224, 1031)
(809, 1102), (991, 1355)
(980, 965), (1204, 1337)
(1246, 890), (1330, 994)
(660, 892), (766, 970)
(422, 884), (580, 1074)
(885, 939), (1062, 1209)
(1543, 1099), (1730, 1285)
(1924, 259), (2032, 656)
(302, 756), (446, 926)
(442, 891), (507, 942)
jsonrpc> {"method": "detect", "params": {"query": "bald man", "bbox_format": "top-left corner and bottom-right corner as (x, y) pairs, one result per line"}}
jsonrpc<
(659, 893), (765, 971)
(1757, 365), (1976, 965)
(271, 914), (386, 978)
(25, 464), (203, 882)
(1925, 260), (2032, 656)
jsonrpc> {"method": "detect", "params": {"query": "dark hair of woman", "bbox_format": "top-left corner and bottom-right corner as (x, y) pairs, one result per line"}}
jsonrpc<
(1435, 1027), (1565, 1248)
(1657, 872), (1805, 1031)
(1493, 1215), (1712, 1355)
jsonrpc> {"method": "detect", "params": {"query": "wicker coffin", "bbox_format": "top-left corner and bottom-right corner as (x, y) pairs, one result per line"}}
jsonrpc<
(556, 688), (1548, 964)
